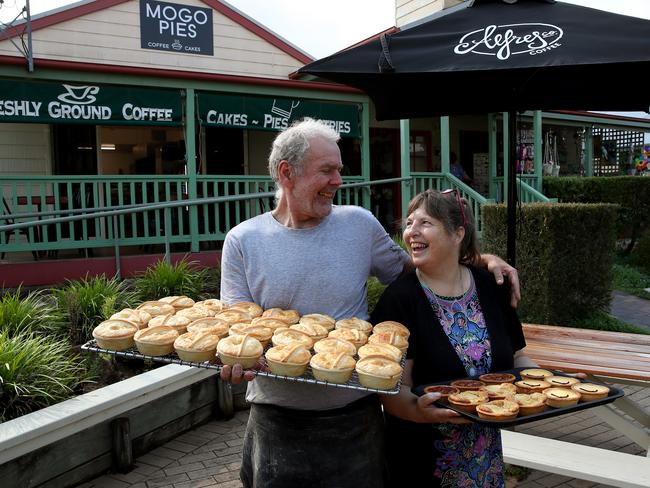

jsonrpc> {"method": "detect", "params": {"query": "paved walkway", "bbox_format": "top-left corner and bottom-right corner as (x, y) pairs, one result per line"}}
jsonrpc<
(610, 291), (650, 333)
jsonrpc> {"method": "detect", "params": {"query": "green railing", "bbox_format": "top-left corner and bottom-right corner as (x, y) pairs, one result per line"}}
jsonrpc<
(492, 176), (555, 203)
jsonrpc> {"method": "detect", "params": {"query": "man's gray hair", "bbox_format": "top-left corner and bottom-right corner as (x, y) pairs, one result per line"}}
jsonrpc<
(268, 118), (340, 182)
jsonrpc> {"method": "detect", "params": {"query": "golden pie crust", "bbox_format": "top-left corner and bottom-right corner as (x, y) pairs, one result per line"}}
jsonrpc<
(265, 343), (312, 377)
(335, 317), (373, 335)
(543, 387), (581, 408)
(479, 372), (516, 385)
(159, 295), (195, 311)
(92, 319), (139, 351)
(476, 399), (520, 421)
(513, 393), (547, 415)
(483, 382), (517, 399)
(367, 331), (408, 353)
(328, 328), (368, 350)
(423, 385), (460, 404)
(229, 322), (273, 347)
(515, 379), (552, 394)
(355, 356), (402, 390)
(173, 330), (219, 362)
(215, 309), (254, 324)
(271, 327), (314, 349)
(357, 343), (403, 362)
(451, 379), (486, 392)
(136, 301), (176, 317)
(251, 317), (290, 331)
(546, 375), (581, 389)
(371, 321), (410, 340)
(147, 313), (191, 333)
(175, 305), (212, 321)
(186, 317), (230, 338)
(289, 322), (329, 341)
(110, 308), (152, 329)
(309, 351), (356, 384)
(571, 383), (610, 402)
(133, 325), (179, 356)
(228, 301), (263, 318)
(313, 337), (357, 357)
(217, 334), (263, 368)
(448, 390), (489, 413)
(299, 313), (336, 331)
(520, 368), (553, 380)
(261, 308), (301, 324)
(194, 299), (225, 314)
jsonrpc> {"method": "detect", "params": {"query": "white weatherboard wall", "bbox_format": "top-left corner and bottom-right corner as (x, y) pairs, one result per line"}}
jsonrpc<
(396, 0), (464, 28)
(0, 0), (305, 78)
(0, 124), (51, 176)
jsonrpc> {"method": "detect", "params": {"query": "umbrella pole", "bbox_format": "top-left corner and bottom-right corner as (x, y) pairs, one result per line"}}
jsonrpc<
(507, 110), (518, 266)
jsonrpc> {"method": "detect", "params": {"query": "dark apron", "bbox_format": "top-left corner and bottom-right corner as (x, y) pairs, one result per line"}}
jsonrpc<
(241, 394), (386, 488)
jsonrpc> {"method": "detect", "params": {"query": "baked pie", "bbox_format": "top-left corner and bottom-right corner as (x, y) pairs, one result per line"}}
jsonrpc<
(194, 299), (225, 314)
(251, 317), (290, 331)
(546, 375), (581, 389)
(217, 334), (263, 368)
(571, 383), (610, 402)
(328, 328), (368, 350)
(159, 295), (195, 311)
(515, 379), (552, 394)
(367, 331), (408, 354)
(483, 382), (517, 400)
(371, 321), (410, 340)
(173, 330), (220, 362)
(476, 399), (520, 421)
(228, 301), (263, 318)
(423, 385), (460, 404)
(448, 390), (489, 413)
(261, 307), (301, 324)
(357, 343), (403, 363)
(215, 309), (253, 324)
(309, 351), (356, 384)
(175, 305), (212, 321)
(110, 308), (152, 329)
(136, 300), (176, 317)
(313, 337), (357, 357)
(92, 319), (139, 351)
(450, 379), (486, 392)
(271, 327), (314, 349)
(147, 313), (191, 333)
(479, 372), (516, 385)
(186, 317), (230, 338)
(289, 322), (329, 342)
(519, 368), (553, 380)
(513, 393), (547, 415)
(264, 343), (312, 377)
(299, 313), (336, 331)
(543, 387), (581, 408)
(229, 322), (273, 347)
(355, 356), (402, 390)
(335, 317), (373, 335)
(133, 325), (179, 356)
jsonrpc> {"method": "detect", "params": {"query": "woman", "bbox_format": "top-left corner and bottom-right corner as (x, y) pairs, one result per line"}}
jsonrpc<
(371, 189), (535, 487)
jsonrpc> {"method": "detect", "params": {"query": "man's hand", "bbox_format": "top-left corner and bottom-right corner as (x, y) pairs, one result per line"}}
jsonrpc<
(482, 253), (521, 307)
(218, 360), (266, 384)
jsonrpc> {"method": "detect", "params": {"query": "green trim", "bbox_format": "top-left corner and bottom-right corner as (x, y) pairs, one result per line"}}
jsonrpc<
(584, 126), (594, 176)
(533, 110), (543, 191)
(361, 102), (371, 209)
(502, 112), (509, 204)
(440, 116), (450, 173)
(488, 113), (498, 200)
(400, 119), (411, 219)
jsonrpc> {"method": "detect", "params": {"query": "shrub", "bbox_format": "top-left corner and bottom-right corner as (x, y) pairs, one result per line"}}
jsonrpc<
(630, 227), (650, 273)
(134, 258), (208, 302)
(367, 277), (387, 314)
(0, 330), (92, 421)
(0, 288), (65, 337)
(482, 203), (618, 325)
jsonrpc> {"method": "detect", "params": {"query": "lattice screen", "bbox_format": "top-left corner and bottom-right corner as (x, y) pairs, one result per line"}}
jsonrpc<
(592, 128), (644, 176)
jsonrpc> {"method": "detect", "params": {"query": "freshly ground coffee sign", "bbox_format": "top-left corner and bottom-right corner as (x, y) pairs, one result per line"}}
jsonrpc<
(0, 80), (182, 125)
(140, 0), (214, 56)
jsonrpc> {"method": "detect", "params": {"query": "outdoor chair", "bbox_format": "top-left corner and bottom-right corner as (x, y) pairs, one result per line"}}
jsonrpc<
(1, 197), (39, 260)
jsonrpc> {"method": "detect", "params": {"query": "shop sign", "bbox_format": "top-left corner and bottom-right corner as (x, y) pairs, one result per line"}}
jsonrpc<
(197, 94), (361, 138)
(0, 80), (182, 126)
(140, 0), (213, 56)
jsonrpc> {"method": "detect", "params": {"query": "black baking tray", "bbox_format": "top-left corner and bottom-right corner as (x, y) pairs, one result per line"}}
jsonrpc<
(411, 368), (624, 427)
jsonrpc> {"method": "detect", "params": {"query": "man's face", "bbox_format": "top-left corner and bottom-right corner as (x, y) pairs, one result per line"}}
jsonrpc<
(287, 137), (343, 226)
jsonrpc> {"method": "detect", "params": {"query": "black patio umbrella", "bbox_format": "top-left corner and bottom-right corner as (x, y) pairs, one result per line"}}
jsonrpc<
(299, 0), (650, 264)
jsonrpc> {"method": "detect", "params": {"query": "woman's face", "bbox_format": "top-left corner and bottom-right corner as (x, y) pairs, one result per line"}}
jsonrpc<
(403, 205), (463, 270)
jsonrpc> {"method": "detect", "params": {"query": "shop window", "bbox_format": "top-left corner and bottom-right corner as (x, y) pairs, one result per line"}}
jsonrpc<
(204, 127), (244, 175)
(53, 124), (98, 175)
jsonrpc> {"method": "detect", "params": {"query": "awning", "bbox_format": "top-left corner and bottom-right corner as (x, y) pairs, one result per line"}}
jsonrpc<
(197, 93), (361, 138)
(0, 80), (183, 126)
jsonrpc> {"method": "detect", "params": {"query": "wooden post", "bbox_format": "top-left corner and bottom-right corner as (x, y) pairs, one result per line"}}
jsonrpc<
(111, 417), (134, 473)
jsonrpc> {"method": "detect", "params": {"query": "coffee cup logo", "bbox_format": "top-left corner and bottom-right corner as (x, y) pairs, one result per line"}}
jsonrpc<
(57, 85), (100, 105)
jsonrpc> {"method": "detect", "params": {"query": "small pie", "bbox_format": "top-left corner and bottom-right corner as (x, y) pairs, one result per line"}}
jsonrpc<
(513, 393), (547, 415)
(136, 300), (176, 317)
(264, 343), (312, 377)
(519, 368), (553, 380)
(217, 334), (263, 368)
(328, 328), (368, 350)
(290, 322), (329, 342)
(543, 387), (581, 408)
(251, 317), (291, 331)
(228, 301), (263, 318)
(194, 299), (225, 314)
(371, 321), (410, 340)
(173, 330), (219, 362)
(355, 356), (403, 390)
(476, 399), (520, 421)
(571, 383), (610, 402)
(110, 308), (152, 329)
(479, 372), (516, 385)
(175, 305), (212, 321)
(299, 313), (336, 331)
(515, 379), (551, 394)
(271, 327), (314, 349)
(450, 379), (486, 392)
(483, 382), (517, 399)
(309, 351), (356, 384)
(159, 295), (195, 311)
(546, 375), (581, 389)
(186, 317), (230, 338)
(313, 337), (357, 357)
(92, 319), (139, 351)
(147, 313), (191, 333)
(367, 331), (408, 354)
(261, 308), (301, 324)
(423, 385), (460, 404)
(448, 390), (489, 413)
(229, 322), (273, 347)
(335, 317), (373, 335)
(215, 309), (253, 324)
(133, 325), (179, 356)
(357, 343), (403, 362)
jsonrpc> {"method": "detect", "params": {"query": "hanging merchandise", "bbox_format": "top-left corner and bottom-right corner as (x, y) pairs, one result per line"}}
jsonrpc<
(543, 131), (559, 176)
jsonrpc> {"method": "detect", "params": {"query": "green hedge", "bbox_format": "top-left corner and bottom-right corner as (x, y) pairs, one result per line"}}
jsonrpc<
(543, 176), (650, 252)
(482, 203), (618, 325)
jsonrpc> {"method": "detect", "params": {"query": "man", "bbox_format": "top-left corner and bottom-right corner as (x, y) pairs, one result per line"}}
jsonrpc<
(450, 151), (473, 185)
(220, 118), (519, 487)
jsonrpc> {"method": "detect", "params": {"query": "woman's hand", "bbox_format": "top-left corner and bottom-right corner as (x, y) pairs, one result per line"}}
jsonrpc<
(416, 393), (472, 424)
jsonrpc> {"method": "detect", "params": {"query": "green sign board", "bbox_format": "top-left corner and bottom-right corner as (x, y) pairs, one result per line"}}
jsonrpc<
(0, 80), (182, 126)
(197, 93), (361, 138)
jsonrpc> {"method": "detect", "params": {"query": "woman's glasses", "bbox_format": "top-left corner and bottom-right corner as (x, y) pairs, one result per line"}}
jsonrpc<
(440, 189), (467, 227)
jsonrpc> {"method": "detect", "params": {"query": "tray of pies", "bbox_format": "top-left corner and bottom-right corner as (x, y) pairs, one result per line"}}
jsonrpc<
(81, 298), (408, 395)
(411, 367), (624, 427)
